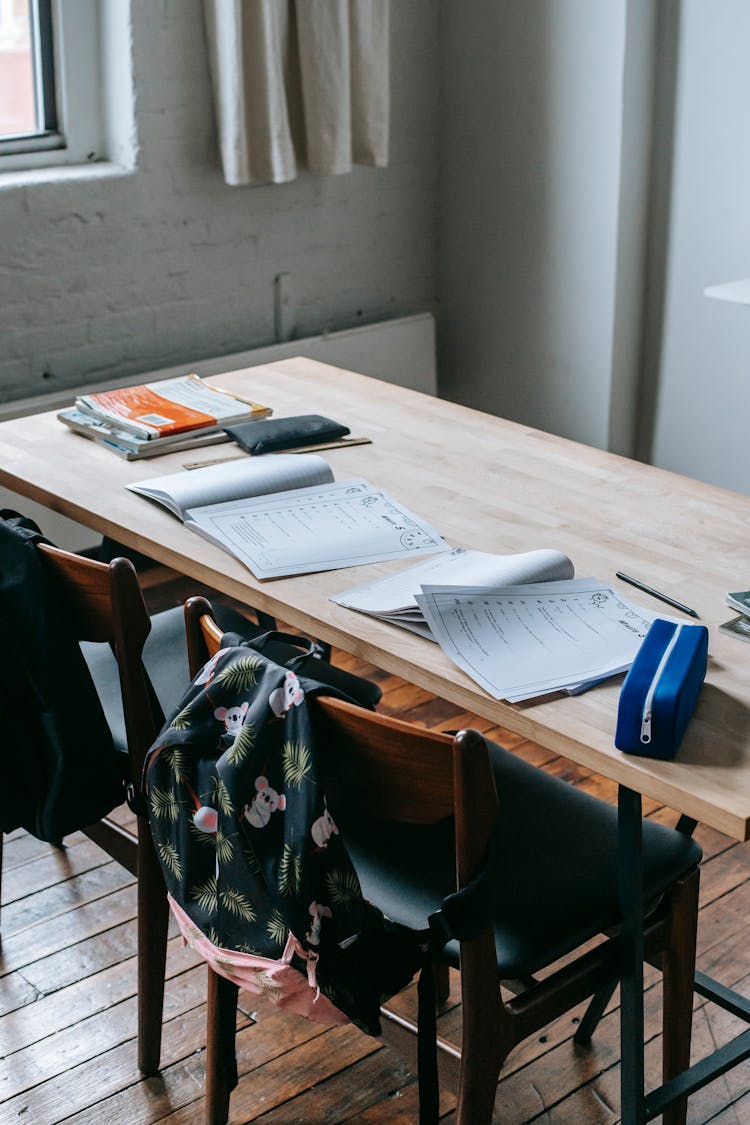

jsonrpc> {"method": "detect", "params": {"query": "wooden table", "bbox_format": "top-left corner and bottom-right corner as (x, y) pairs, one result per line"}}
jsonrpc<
(2, 356), (750, 1120)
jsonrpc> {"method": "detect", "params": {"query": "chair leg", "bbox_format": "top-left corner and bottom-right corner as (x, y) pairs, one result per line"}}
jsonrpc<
(433, 961), (451, 1006)
(205, 968), (239, 1125)
(661, 867), (700, 1125)
(574, 978), (618, 1045)
(137, 825), (170, 1076)
(455, 937), (507, 1125)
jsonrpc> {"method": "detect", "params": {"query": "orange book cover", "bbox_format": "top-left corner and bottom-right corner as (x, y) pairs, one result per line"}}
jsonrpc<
(85, 384), (213, 436)
(76, 375), (270, 439)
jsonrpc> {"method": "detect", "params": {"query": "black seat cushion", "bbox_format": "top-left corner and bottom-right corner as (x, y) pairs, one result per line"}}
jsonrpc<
(343, 739), (702, 979)
(81, 602), (258, 754)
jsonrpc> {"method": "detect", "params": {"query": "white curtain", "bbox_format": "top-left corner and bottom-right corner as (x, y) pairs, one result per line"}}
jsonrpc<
(203, 0), (390, 186)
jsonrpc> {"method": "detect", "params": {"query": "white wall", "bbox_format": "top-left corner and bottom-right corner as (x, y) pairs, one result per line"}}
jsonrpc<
(0, 0), (440, 405)
(437, 0), (629, 450)
(4, 2), (749, 498)
(647, 0), (750, 494)
(436, 0), (750, 498)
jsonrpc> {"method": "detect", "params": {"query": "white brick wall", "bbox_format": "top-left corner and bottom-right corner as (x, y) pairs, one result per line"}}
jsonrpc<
(0, 0), (440, 406)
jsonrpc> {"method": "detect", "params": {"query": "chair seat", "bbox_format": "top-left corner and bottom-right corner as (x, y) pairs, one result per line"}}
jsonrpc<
(344, 738), (702, 979)
(82, 603), (255, 754)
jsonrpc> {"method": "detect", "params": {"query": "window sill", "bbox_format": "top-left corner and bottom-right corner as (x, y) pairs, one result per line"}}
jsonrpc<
(0, 160), (136, 193)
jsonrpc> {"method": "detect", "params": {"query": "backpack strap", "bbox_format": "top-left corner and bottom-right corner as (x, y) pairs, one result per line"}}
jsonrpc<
(415, 932), (442, 1125)
(220, 628), (383, 709)
(232, 628), (316, 664)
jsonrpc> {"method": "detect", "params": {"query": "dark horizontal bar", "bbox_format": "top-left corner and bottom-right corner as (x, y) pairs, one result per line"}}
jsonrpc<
(645, 1029), (750, 1120)
(694, 971), (750, 1021)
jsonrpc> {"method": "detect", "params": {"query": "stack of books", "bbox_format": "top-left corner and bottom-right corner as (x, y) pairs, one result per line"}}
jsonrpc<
(720, 590), (750, 644)
(57, 374), (272, 460)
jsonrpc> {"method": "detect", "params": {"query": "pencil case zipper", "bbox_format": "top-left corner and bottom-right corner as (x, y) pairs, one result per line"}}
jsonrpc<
(640, 624), (683, 744)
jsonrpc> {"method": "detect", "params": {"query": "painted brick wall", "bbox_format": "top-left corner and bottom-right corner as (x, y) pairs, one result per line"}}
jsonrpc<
(0, 0), (439, 405)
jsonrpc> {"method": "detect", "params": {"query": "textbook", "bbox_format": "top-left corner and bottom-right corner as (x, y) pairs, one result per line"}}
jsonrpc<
(725, 590), (750, 617)
(719, 615), (750, 645)
(331, 546), (575, 639)
(57, 406), (233, 460)
(719, 591), (750, 643)
(74, 374), (271, 441)
(128, 455), (446, 579)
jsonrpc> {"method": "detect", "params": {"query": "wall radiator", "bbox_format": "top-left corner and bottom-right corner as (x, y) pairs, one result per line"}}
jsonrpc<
(0, 313), (436, 548)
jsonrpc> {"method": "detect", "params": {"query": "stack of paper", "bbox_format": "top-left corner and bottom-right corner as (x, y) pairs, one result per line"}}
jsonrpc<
(332, 549), (667, 701)
(331, 547), (575, 639)
(415, 579), (661, 701)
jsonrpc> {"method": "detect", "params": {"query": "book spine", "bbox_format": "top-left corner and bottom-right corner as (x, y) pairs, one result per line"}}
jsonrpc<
(75, 398), (161, 439)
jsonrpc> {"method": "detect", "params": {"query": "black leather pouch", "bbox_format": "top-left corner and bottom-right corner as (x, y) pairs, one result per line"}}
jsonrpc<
(224, 414), (350, 454)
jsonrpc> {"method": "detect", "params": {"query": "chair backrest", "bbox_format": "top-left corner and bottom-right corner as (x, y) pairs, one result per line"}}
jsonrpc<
(183, 595), (499, 885)
(38, 542), (162, 780)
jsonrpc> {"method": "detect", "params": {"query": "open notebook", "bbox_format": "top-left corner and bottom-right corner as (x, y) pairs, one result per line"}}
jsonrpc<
(128, 455), (446, 580)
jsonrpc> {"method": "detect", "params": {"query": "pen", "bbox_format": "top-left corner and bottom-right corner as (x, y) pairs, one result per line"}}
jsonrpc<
(615, 572), (699, 619)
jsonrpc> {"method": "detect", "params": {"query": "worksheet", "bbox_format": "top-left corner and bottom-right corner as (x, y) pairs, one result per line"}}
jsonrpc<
(186, 478), (446, 579)
(331, 546), (574, 639)
(416, 579), (661, 701)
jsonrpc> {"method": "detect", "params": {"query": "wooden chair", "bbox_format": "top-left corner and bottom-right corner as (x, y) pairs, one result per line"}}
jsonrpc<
(0, 543), (254, 1077)
(185, 596), (702, 1125)
(2, 544), (171, 1075)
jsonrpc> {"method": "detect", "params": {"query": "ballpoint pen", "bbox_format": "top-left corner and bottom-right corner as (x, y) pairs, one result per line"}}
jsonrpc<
(615, 571), (700, 618)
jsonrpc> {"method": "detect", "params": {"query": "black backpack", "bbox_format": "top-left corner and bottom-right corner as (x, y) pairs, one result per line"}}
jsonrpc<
(144, 632), (422, 1030)
(0, 511), (124, 841)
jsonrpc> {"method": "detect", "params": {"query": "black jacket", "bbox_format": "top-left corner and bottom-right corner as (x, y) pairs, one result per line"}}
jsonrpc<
(0, 512), (124, 841)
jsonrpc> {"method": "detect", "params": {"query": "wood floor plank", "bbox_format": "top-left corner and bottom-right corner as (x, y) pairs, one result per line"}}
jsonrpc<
(0, 884), (139, 977)
(0, 971), (39, 1019)
(0, 1004), (221, 1124)
(0, 935), (201, 1053)
(63, 1005), (328, 1125)
(1, 836), (113, 905)
(176, 1022), (382, 1123)
(1, 828), (85, 872)
(13, 915), (139, 996)
(0, 856), (134, 936)
(0, 965), (209, 1100)
(251, 1046), (418, 1122)
(708, 1089), (750, 1125)
(350, 1081), (424, 1123)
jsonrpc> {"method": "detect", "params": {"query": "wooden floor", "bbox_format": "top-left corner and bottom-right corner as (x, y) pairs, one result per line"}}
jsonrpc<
(3, 593), (750, 1123)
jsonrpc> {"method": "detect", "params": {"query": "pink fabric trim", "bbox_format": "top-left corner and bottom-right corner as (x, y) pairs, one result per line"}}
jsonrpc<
(167, 894), (349, 1026)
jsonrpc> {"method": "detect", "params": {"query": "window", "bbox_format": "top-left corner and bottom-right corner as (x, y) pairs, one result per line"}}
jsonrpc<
(0, 0), (106, 172)
(0, 0), (57, 151)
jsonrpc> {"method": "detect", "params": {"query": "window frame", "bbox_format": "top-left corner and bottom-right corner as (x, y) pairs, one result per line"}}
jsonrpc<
(0, 0), (103, 172)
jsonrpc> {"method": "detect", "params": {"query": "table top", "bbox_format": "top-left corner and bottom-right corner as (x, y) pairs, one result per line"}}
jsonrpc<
(2, 357), (750, 840)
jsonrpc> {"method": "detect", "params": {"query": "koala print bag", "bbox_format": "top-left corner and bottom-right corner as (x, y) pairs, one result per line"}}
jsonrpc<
(144, 631), (423, 1040)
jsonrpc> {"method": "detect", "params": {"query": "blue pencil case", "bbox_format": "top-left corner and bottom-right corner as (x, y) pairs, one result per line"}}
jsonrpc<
(615, 619), (708, 760)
